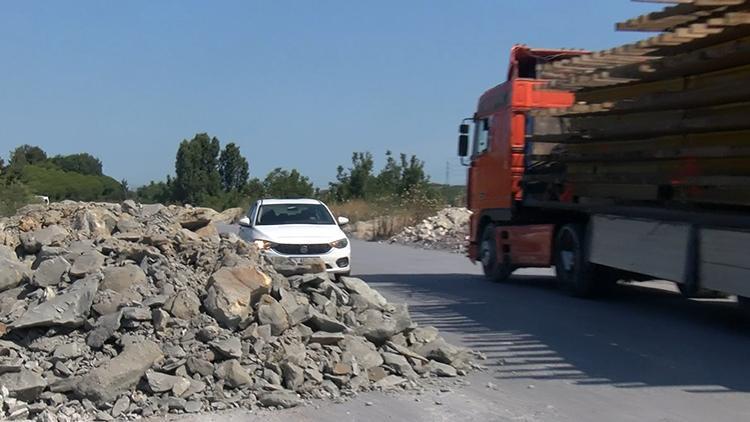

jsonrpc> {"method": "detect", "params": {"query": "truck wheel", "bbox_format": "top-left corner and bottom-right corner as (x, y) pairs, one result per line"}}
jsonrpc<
(480, 224), (513, 282)
(554, 223), (597, 297)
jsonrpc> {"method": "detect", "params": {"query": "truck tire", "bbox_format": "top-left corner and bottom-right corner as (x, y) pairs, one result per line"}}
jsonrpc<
(480, 223), (513, 282)
(554, 223), (597, 297)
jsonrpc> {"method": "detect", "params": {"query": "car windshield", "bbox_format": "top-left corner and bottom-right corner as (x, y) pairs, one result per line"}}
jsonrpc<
(256, 203), (335, 226)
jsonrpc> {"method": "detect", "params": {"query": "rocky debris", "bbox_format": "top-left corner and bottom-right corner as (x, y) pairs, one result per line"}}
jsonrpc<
(389, 207), (471, 254)
(0, 258), (29, 292)
(0, 200), (471, 420)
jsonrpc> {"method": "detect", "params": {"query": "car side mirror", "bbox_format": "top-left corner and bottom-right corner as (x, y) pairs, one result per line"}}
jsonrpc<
(239, 216), (251, 227)
(458, 134), (469, 157)
(337, 216), (350, 226)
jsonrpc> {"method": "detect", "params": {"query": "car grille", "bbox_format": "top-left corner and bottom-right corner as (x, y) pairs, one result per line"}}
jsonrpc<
(272, 243), (332, 255)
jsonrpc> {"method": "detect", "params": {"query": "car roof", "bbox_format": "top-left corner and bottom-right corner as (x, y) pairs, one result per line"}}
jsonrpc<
(259, 198), (322, 206)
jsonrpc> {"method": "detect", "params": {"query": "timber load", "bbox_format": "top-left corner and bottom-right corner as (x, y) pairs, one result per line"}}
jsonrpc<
(524, 0), (750, 209)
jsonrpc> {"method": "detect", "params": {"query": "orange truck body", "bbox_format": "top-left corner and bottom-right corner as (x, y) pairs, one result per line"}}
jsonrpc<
(466, 46), (582, 267)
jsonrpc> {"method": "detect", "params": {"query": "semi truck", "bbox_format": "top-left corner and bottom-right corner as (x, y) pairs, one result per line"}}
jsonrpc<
(458, 1), (750, 307)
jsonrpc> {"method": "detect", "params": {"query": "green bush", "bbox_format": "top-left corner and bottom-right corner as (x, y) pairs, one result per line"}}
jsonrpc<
(0, 181), (31, 217)
(19, 165), (125, 202)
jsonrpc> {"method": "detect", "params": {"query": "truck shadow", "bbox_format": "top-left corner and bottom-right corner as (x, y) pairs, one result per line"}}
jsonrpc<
(359, 273), (750, 393)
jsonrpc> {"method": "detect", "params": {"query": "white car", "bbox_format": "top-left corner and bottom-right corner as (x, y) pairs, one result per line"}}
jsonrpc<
(238, 198), (351, 275)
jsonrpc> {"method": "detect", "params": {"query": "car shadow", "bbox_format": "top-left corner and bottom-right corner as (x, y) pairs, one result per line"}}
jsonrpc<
(359, 272), (750, 393)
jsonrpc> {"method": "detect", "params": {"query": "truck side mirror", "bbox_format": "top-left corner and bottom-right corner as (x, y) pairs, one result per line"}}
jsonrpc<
(458, 134), (469, 157)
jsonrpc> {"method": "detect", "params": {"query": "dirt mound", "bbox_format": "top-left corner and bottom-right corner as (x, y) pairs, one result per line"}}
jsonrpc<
(389, 208), (471, 254)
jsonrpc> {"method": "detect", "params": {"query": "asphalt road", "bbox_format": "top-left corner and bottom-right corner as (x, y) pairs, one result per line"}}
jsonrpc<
(181, 238), (750, 422)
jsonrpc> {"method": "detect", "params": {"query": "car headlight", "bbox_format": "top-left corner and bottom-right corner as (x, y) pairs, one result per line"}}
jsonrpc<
(330, 238), (348, 249)
(254, 240), (276, 250)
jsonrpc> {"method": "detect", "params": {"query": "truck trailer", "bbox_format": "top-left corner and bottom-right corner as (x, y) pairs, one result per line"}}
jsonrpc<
(458, 1), (750, 308)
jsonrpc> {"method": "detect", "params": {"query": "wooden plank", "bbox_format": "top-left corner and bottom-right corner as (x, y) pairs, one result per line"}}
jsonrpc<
(564, 101), (750, 140)
(700, 228), (750, 297)
(589, 215), (690, 283)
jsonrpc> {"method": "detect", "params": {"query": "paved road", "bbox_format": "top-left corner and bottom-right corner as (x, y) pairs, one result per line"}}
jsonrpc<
(183, 238), (750, 421)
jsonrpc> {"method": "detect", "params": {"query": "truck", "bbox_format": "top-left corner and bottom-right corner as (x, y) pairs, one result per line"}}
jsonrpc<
(458, 1), (750, 308)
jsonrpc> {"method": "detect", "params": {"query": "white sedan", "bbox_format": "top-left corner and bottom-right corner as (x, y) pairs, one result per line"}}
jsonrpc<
(238, 198), (351, 275)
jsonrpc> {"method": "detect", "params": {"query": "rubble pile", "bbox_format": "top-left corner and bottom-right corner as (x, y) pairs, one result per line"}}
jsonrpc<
(389, 208), (471, 254)
(0, 200), (474, 420)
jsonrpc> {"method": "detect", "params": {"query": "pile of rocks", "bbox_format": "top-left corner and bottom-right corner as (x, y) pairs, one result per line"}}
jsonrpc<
(0, 201), (473, 420)
(389, 208), (471, 254)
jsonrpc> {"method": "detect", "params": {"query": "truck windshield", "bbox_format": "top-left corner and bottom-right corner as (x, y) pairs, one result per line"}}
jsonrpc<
(256, 203), (335, 226)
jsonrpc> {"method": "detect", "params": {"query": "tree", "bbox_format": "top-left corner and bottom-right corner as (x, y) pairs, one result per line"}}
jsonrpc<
(262, 168), (314, 198)
(136, 180), (172, 204)
(0, 181), (31, 217)
(219, 143), (249, 192)
(374, 150), (402, 196)
(328, 152), (375, 201)
(173, 133), (221, 204)
(50, 153), (103, 176)
(398, 153), (430, 194)
(9, 145), (47, 167)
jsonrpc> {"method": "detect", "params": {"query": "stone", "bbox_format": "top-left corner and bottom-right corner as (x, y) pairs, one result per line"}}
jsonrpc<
(0, 357), (23, 374)
(204, 266), (271, 330)
(0, 245), (16, 261)
(195, 223), (220, 242)
(341, 336), (383, 370)
(177, 207), (219, 230)
(258, 390), (302, 408)
(69, 251), (105, 278)
(374, 375), (407, 390)
(73, 209), (116, 238)
(0, 258), (29, 292)
(215, 359), (252, 388)
(184, 400), (202, 413)
(257, 295), (289, 336)
(340, 277), (388, 310)
(267, 256), (327, 277)
(145, 371), (190, 395)
(20, 225), (68, 253)
(428, 360), (458, 377)
(355, 305), (411, 345)
(309, 331), (345, 345)
(32, 256), (70, 287)
(74, 338), (163, 403)
(121, 306), (151, 321)
(306, 309), (348, 333)
(165, 290), (201, 320)
(87, 310), (123, 349)
(281, 361), (304, 391)
(367, 366), (388, 382)
(410, 326), (439, 344)
(111, 396), (130, 418)
(152, 309), (170, 331)
(382, 352), (418, 379)
(11, 276), (98, 329)
(51, 343), (84, 362)
(186, 357), (213, 377)
(100, 264), (147, 295)
(415, 337), (460, 365)
(210, 337), (242, 359)
(0, 369), (47, 401)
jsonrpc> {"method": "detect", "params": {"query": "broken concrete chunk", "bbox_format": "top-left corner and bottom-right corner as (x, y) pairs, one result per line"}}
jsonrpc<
(257, 295), (289, 336)
(11, 276), (98, 329)
(0, 258), (29, 293)
(69, 251), (105, 279)
(204, 266), (271, 330)
(165, 290), (201, 320)
(20, 225), (68, 253)
(32, 256), (70, 287)
(0, 369), (46, 401)
(258, 390), (302, 408)
(74, 338), (163, 403)
(340, 276), (388, 310)
(215, 359), (252, 388)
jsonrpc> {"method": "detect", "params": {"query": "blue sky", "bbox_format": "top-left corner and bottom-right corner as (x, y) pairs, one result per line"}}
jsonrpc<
(0, 0), (657, 188)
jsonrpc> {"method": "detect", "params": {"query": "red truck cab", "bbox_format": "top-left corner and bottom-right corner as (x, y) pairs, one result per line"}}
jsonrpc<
(459, 46), (585, 280)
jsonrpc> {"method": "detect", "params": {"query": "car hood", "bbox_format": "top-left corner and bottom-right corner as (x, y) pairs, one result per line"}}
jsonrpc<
(254, 224), (346, 244)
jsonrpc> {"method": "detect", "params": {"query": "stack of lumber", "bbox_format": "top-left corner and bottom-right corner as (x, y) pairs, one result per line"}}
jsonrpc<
(525, 0), (750, 208)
